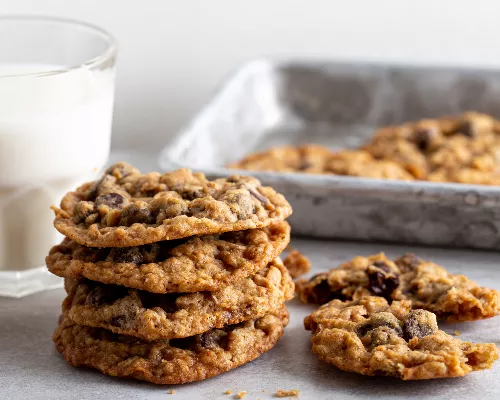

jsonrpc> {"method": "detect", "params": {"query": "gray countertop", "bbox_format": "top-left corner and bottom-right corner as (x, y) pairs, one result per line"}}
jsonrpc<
(1, 238), (500, 400)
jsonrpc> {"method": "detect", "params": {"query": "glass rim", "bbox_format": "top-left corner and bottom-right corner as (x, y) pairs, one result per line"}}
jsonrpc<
(0, 15), (117, 78)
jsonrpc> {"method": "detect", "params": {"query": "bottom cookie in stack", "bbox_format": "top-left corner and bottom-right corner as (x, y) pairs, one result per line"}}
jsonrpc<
(54, 307), (289, 385)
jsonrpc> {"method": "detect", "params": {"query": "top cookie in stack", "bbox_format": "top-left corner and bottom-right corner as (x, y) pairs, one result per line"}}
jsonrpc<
(47, 162), (294, 384)
(52, 162), (291, 247)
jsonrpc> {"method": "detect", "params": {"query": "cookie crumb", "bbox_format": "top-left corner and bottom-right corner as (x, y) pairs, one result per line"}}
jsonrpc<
(224, 390), (232, 395)
(454, 330), (461, 336)
(169, 389), (175, 394)
(275, 389), (300, 398)
(236, 392), (247, 399)
(283, 250), (311, 279)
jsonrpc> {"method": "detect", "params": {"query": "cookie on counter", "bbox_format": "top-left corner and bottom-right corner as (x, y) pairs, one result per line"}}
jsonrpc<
(53, 162), (292, 247)
(47, 221), (290, 293)
(54, 307), (289, 384)
(62, 258), (294, 341)
(296, 252), (500, 322)
(304, 296), (498, 380)
(228, 144), (333, 174)
(364, 111), (500, 184)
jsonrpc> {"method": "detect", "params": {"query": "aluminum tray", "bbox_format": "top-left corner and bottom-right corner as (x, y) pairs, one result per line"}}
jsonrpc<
(159, 59), (500, 250)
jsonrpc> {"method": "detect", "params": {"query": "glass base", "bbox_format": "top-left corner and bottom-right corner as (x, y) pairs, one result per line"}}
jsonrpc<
(0, 266), (63, 298)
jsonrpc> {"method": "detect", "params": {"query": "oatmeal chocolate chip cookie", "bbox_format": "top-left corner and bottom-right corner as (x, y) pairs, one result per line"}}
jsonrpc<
(228, 144), (333, 174)
(53, 162), (292, 247)
(47, 221), (289, 293)
(324, 150), (414, 180)
(62, 259), (294, 341)
(296, 253), (500, 322)
(54, 307), (289, 384)
(364, 112), (500, 184)
(304, 296), (498, 380)
(283, 249), (311, 279)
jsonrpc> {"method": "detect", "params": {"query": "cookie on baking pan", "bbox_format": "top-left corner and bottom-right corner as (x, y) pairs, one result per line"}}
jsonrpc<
(296, 252), (500, 322)
(62, 258), (294, 341)
(54, 307), (289, 384)
(47, 221), (290, 294)
(324, 150), (414, 180)
(304, 296), (498, 380)
(364, 111), (500, 184)
(228, 144), (333, 174)
(53, 162), (292, 247)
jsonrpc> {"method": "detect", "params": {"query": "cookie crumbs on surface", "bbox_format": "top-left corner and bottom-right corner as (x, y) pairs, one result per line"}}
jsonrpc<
(454, 330), (461, 336)
(275, 389), (300, 398)
(168, 389), (175, 394)
(224, 390), (232, 395)
(236, 391), (247, 399)
(283, 250), (311, 279)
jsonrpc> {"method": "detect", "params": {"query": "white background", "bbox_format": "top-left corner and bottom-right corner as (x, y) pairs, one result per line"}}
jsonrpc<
(3, 0), (500, 151)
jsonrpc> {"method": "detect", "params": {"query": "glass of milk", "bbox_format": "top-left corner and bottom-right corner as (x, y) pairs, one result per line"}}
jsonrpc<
(0, 16), (117, 297)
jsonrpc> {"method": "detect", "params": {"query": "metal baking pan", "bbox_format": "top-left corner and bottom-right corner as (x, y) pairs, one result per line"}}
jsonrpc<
(158, 59), (500, 250)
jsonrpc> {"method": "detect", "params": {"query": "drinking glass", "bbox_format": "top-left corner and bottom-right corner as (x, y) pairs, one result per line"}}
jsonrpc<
(0, 16), (117, 297)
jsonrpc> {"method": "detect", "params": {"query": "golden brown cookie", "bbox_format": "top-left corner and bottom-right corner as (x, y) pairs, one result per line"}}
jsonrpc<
(47, 221), (290, 293)
(53, 162), (292, 247)
(296, 252), (500, 322)
(364, 111), (500, 184)
(54, 307), (289, 384)
(325, 150), (414, 180)
(283, 249), (311, 279)
(228, 144), (333, 174)
(62, 258), (294, 341)
(304, 296), (498, 380)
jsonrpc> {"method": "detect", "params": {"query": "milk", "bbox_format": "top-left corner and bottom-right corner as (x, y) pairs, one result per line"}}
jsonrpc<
(0, 64), (115, 270)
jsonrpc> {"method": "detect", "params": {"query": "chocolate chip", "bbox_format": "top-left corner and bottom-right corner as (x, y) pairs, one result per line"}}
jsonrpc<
(200, 329), (229, 349)
(141, 243), (162, 263)
(95, 193), (126, 209)
(85, 285), (128, 306)
(366, 326), (399, 348)
(139, 292), (179, 314)
(458, 120), (476, 137)
(309, 273), (324, 282)
(403, 309), (438, 341)
(178, 187), (205, 200)
(357, 312), (403, 338)
(298, 161), (313, 171)
(110, 315), (127, 327)
(395, 253), (421, 271)
(367, 269), (399, 300)
(75, 201), (96, 223)
(309, 278), (345, 304)
(107, 247), (143, 264)
(169, 336), (197, 350)
(372, 261), (390, 273)
(119, 204), (154, 225)
(414, 127), (436, 151)
(249, 188), (269, 206)
(220, 192), (255, 219)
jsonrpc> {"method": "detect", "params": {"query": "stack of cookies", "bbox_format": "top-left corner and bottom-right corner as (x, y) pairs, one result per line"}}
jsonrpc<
(46, 162), (294, 384)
